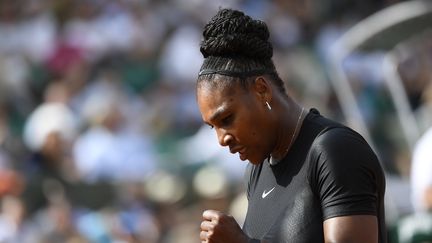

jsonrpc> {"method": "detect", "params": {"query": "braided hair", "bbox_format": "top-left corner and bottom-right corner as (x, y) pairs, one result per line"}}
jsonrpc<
(197, 8), (286, 94)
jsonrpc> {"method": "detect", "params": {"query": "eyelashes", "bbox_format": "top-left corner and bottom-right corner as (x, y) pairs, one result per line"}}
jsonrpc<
(221, 114), (234, 127)
(206, 114), (234, 129)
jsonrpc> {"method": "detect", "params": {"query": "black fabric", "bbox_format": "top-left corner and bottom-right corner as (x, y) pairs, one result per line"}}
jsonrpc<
(243, 108), (386, 243)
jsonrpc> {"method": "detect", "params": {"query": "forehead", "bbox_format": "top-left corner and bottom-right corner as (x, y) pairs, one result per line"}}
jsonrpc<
(197, 80), (246, 120)
(197, 80), (235, 107)
(197, 78), (237, 97)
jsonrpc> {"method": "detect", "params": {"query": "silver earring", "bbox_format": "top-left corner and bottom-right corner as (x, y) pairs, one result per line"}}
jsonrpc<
(266, 101), (272, 110)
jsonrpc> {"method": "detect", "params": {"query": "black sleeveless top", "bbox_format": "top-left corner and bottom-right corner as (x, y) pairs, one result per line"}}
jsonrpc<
(243, 109), (386, 243)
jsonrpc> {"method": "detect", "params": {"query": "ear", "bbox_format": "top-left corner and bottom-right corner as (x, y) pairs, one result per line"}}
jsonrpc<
(252, 76), (273, 103)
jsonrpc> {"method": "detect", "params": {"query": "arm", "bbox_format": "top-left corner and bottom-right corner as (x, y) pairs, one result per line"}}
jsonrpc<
(311, 128), (385, 242)
(323, 215), (378, 243)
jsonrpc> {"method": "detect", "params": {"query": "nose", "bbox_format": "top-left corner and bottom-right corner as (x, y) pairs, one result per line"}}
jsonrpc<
(217, 128), (233, 147)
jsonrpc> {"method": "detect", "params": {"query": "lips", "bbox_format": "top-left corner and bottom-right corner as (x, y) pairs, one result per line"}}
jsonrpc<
(230, 146), (247, 160)
(238, 148), (247, 161)
(238, 147), (246, 155)
(230, 146), (244, 154)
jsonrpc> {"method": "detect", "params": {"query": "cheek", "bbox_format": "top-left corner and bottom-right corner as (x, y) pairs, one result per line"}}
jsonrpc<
(236, 124), (262, 145)
(241, 127), (270, 164)
(238, 113), (271, 152)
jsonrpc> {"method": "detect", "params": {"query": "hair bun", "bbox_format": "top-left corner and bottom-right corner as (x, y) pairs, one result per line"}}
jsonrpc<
(200, 9), (273, 60)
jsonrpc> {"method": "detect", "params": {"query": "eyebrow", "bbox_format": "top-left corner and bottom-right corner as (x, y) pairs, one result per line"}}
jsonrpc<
(209, 105), (229, 123)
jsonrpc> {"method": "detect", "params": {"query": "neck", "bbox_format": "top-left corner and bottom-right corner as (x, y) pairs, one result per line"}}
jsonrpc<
(270, 103), (305, 161)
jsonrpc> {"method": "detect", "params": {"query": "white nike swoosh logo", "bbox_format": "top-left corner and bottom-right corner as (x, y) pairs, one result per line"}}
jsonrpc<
(262, 187), (275, 198)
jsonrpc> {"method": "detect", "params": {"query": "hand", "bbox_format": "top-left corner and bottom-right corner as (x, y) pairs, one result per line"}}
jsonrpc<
(200, 209), (249, 243)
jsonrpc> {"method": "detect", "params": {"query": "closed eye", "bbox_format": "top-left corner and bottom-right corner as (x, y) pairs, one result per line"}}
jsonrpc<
(221, 114), (234, 127)
(205, 123), (214, 129)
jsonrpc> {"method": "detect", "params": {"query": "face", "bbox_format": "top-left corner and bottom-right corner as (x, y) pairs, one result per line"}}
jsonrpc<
(197, 79), (274, 165)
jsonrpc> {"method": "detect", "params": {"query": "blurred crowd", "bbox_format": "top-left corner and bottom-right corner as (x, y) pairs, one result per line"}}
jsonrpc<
(0, 0), (431, 242)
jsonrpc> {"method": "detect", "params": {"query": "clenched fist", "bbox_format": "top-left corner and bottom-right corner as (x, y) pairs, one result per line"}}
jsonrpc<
(200, 209), (249, 243)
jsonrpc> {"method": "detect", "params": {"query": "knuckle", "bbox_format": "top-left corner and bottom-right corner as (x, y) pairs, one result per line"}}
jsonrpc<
(199, 231), (206, 240)
(207, 230), (214, 239)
